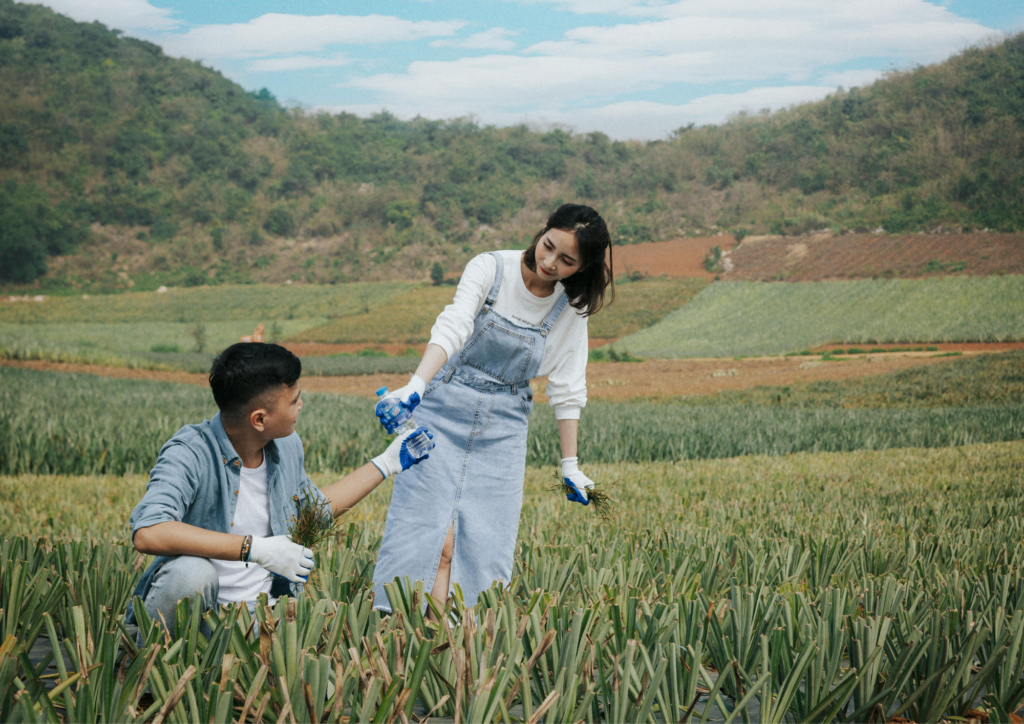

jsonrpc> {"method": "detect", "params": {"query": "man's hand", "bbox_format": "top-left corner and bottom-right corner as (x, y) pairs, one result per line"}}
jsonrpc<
(375, 375), (426, 433)
(248, 535), (314, 583)
(372, 427), (434, 478)
(562, 456), (594, 506)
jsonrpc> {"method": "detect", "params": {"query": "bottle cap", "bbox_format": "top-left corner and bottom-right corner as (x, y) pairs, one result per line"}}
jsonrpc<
(376, 387), (388, 397)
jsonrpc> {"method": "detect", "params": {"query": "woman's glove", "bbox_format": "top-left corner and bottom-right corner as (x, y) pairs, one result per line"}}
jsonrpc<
(375, 375), (426, 433)
(372, 427), (434, 478)
(562, 457), (594, 506)
(248, 535), (314, 583)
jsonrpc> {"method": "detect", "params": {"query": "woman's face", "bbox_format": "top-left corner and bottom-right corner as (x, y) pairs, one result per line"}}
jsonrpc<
(534, 228), (581, 281)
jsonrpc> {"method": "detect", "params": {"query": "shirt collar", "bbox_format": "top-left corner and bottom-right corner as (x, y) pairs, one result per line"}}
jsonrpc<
(212, 411), (281, 469)
(211, 412), (240, 467)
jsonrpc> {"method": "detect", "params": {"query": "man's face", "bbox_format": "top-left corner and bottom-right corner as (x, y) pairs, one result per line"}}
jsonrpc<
(252, 382), (303, 439)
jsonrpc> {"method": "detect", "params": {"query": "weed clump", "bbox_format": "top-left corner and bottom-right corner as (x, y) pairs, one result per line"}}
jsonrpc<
(286, 485), (337, 587)
(550, 470), (615, 520)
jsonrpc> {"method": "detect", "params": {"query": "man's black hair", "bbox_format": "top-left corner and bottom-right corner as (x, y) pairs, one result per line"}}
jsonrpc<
(209, 343), (302, 423)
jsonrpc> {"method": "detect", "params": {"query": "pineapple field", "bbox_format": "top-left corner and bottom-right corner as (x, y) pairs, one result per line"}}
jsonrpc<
(1, 352), (1024, 721)
(3, 442), (1024, 722)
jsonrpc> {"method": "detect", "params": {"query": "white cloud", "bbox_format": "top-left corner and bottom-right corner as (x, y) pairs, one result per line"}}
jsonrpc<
(29, 0), (178, 31)
(431, 27), (518, 51)
(341, 0), (996, 139)
(323, 84), (840, 140)
(818, 69), (886, 89)
(248, 55), (351, 72)
(159, 14), (464, 61)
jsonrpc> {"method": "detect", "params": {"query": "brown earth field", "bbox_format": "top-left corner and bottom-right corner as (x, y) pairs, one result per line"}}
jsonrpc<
(810, 342), (1024, 353)
(283, 342), (426, 357)
(612, 236), (736, 279)
(725, 231), (1024, 281)
(1, 350), (989, 403)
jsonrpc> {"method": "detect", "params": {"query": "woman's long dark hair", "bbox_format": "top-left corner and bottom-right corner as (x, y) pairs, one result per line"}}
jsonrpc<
(523, 203), (614, 317)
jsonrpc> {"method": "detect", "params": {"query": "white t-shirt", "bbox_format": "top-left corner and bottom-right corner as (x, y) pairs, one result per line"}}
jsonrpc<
(211, 455), (274, 606)
(428, 250), (588, 419)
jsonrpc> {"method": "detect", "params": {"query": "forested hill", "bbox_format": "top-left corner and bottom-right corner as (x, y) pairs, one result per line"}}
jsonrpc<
(1, 0), (1022, 290)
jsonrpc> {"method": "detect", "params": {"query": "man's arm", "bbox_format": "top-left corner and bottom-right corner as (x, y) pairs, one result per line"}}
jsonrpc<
(136, 461), (387, 554)
(134, 522), (245, 560)
(320, 462), (386, 517)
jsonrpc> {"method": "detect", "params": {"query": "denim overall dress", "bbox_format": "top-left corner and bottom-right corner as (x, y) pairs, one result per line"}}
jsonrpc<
(373, 252), (569, 611)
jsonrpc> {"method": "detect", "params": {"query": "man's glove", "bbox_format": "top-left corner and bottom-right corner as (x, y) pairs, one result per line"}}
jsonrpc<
(562, 457), (595, 506)
(248, 535), (314, 583)
(375, 375), (426, 433)
(372, 427), (434, 478)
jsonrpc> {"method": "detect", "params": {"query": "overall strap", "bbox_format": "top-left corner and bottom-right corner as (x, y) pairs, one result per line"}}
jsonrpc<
(481, 252), (504, 313)
(540, 291), (570, 334)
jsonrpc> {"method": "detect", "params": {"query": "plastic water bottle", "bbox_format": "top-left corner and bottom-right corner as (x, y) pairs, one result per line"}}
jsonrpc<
(376, 387), (432, 458)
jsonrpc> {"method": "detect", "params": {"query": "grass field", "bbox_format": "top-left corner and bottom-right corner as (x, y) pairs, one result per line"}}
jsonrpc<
(616, 276), (1024, 358)
(4, 441), (1024, 722)
(290, 277), (706, 344)
(0, 278), (701, 374)
(0, 283), (409, 324)
(4, 353), (1022, 475)
(0, 320), (326, 355)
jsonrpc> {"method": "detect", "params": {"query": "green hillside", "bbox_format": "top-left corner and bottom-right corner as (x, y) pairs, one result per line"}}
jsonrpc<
(615, 276), (1024, 358)
(1, 0), (1022, 290)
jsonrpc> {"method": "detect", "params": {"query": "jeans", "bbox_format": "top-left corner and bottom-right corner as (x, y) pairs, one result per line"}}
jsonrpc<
(140, 555), (219, 639)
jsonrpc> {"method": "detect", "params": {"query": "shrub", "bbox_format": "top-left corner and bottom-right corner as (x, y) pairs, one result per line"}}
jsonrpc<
(0, 180), (85, 283)
(264, 206), (295, 237)
(430, 261), (445, 286)
(150, 343), (180, 353)
(384, 200), (417, 230)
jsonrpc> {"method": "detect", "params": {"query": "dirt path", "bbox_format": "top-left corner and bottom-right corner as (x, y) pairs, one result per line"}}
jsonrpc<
(2, 349), (989, 402)
(569, 353), (971, 402)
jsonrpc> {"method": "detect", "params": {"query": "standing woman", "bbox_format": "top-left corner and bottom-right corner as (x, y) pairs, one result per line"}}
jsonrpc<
(373, 203), (613, 613)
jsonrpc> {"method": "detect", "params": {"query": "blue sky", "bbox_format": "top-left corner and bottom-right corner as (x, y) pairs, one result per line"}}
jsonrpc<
(27, 0), (1023, 140)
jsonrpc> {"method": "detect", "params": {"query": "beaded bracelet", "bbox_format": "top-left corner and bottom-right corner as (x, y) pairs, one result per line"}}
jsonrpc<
(240, 534), (253, 566)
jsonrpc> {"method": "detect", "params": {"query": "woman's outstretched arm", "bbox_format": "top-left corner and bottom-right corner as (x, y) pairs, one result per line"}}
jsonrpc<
(413, 343), (448, 385)
(558, 418), (578, 458)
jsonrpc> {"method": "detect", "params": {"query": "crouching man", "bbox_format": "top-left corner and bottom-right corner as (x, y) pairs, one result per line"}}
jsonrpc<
(127, 342), (431, 636)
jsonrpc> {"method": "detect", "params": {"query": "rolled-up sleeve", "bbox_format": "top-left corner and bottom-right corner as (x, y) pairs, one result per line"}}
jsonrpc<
(427, 254), (495, 360)
(545, 312), (589, 420)
(129, 441), (201, 539)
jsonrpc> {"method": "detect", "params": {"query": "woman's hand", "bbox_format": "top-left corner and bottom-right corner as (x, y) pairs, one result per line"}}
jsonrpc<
(561, 456), (594, 505)
(376, 375), (426, 432)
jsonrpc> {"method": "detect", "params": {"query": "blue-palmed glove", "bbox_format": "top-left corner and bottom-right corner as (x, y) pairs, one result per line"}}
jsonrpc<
(372, 427), (434, 478)
(375, 375), (427, 433)
(562, 457), (595, 506)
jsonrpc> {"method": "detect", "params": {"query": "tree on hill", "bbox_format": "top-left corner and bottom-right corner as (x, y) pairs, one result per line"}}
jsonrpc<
(0, 0), (1021, 288)
(0, 180), (86, 282)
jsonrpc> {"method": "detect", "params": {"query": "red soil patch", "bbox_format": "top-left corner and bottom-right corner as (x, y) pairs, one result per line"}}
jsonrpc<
(1, 349), (978, 402)
(283, 342), (426, 357)
(613, 236), (736, 280)
(811, 342), (1024, 353)
(726, 232), (1024, 281)
(530, 353), (971, 403)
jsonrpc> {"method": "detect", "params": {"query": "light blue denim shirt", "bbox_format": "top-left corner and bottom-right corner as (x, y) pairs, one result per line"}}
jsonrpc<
(126, 412), (327, 619)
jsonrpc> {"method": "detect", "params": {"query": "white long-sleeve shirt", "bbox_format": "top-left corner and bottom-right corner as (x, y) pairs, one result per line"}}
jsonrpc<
(429, 250), (588, 420)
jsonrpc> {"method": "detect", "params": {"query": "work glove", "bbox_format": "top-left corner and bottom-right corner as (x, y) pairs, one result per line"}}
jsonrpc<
(562, 457), (594, 506)
(375, 375), (426, 433)
(248, 535), (314, 583)
(372, 427), (434, 478)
